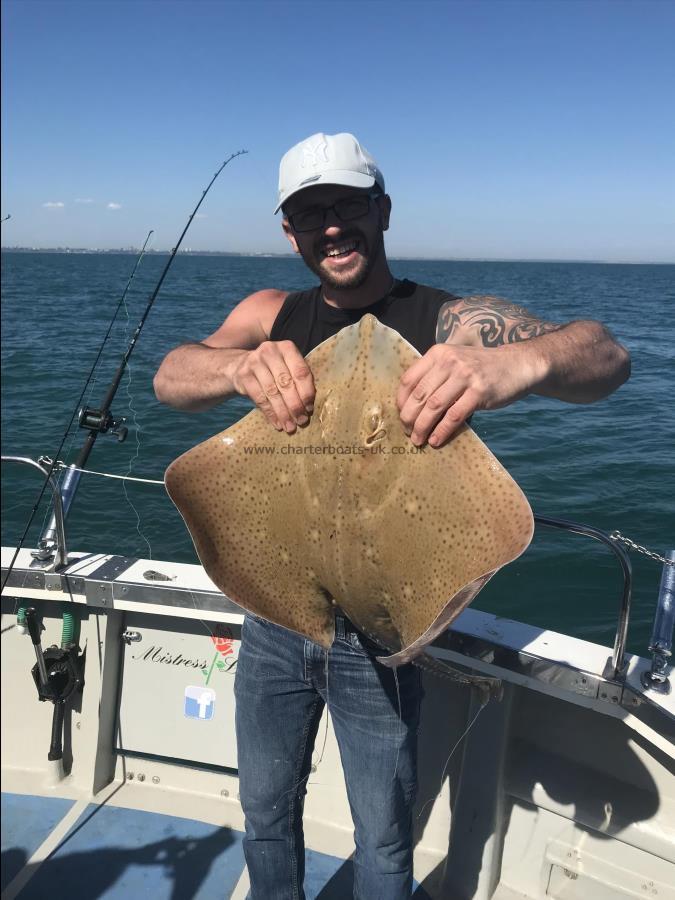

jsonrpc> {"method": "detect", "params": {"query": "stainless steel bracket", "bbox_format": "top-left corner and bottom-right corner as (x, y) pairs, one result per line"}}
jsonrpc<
(1, 455), (69, 569)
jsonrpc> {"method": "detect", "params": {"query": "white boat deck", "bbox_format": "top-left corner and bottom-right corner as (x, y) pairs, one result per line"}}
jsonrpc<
(2, 548), (674, 899)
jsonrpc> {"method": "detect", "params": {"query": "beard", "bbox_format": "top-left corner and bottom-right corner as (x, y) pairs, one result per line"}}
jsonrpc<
(300, 228), (385, 291)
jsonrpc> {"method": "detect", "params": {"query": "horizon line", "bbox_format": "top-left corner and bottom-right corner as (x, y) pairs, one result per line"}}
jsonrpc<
(1, 246), (673, 266)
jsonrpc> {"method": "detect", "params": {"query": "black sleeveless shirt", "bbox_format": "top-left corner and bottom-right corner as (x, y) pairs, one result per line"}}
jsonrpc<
(270, 279), (459, 355)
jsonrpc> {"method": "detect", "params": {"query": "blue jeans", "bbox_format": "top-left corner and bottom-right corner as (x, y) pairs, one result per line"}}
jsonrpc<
(234, 613), (423, 900)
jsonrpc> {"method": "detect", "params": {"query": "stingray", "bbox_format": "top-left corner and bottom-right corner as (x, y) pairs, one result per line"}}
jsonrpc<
(165, 315), (534, 700)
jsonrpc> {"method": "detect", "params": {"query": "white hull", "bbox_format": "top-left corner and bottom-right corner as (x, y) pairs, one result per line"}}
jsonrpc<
(2, 546), (674, 899)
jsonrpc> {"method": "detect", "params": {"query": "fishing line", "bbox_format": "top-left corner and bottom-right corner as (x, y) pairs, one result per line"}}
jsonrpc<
(121, 370), (153, 560)
(3, 150), (247, 591)
(6, 235), (156, 609)
(390, 666), (402, 782)
(271, 726), (323, 813)
(120, 276), (153, 560)
(314, 651), (330, 767)
(2, 229), (154, 589)
(30, 245), (152, 561)
(186, 587), (237, 652)
(415, 698), (487, 821)
(272, 647), (332, 810)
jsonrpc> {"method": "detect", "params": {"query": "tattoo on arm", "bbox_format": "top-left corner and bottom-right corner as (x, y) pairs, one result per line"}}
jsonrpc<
(436, 295), (563, 347)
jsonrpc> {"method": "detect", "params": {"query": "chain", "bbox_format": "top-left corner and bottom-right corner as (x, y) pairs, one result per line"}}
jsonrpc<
(610, 531), (675, 566)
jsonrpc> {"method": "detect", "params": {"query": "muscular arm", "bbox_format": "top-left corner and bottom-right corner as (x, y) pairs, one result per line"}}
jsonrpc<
(399, 295), (631, 447)
(153, 290), (280, 411)
(436, 295), (631, 402)
(153, 290), (315, 429)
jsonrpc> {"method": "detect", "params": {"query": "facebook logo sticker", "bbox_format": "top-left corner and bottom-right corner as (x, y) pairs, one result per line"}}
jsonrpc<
(184, 686), (216, 721)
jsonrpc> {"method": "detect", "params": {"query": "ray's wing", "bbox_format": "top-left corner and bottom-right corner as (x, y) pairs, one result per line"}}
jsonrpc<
(316, 316), (533, 659)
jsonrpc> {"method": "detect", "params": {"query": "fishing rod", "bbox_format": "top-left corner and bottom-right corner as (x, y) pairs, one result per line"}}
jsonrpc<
(1, 230), (155, 583)
(73, 150), (247, 472)
(2, 229), (154, 588)
(2, 150), (247, 587)
(34, 227), (156, 558)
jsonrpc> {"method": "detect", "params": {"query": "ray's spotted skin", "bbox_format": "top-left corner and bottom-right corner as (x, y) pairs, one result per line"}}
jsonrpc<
(165, 316), (534, 670)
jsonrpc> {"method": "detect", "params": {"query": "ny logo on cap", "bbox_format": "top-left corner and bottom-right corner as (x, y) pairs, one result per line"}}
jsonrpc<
(301, 137), (329, 169)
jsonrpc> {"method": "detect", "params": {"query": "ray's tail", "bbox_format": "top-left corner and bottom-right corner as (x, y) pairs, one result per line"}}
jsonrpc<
(381, 651), (503, 706)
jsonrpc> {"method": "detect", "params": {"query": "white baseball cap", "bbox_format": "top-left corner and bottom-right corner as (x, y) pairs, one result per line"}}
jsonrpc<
(275, 132), (385, 214)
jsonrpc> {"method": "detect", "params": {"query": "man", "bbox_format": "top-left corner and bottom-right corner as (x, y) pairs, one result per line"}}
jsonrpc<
(154, 132), (630, 899)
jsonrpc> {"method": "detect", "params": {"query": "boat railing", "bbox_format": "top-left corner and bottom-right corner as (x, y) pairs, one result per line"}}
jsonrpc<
(534, 514), (632, 681)
(2, 456), (670, 690)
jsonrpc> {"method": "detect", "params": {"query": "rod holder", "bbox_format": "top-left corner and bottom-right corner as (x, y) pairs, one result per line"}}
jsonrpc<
(0, 455), (69, 569)
(641, 550), (675, 693)
(39, 463), (82, 554)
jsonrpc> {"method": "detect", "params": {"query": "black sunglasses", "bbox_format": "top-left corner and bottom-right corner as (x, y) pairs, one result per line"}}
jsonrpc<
(287, 192), (381, 233)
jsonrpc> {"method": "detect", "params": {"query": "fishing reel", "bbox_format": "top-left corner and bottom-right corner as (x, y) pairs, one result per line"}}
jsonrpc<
(78, 406), (128, 442)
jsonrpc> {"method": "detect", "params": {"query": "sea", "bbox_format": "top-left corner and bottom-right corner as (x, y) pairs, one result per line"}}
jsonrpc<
(1, 251), (673, 658)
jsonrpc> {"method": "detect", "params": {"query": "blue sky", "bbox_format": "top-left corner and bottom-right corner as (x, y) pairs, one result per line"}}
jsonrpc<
(2, 0), (673, 261)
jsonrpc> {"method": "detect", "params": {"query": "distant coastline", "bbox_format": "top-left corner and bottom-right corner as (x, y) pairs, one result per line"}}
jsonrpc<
(1, 247), (673, 265)
(0, 246), (295, 258)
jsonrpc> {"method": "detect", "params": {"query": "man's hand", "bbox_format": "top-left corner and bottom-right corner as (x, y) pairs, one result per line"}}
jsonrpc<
(397, 343), (535, 447)
(398, 293), (630, 448)
(230, 340), (316, 433)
